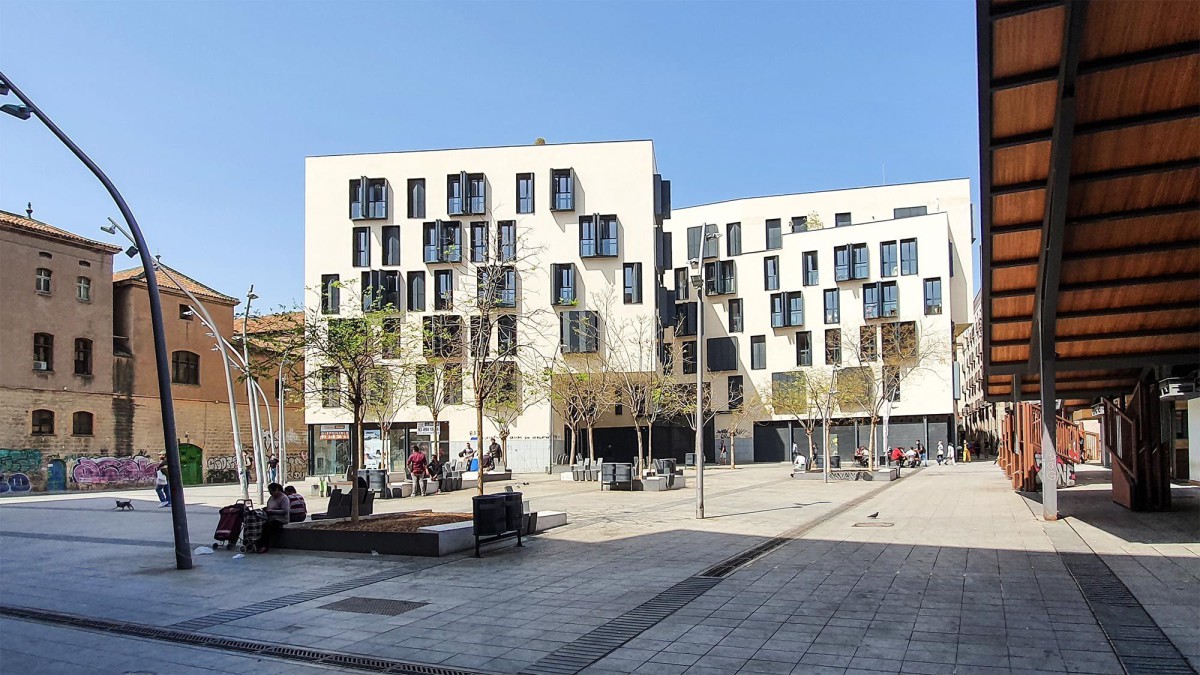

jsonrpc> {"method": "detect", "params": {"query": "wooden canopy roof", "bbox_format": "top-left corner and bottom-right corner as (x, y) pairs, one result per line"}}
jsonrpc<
(978, 0), (1200, 403)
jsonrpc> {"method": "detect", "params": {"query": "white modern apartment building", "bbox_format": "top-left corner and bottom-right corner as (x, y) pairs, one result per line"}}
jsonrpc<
(304, 140), (671, 474)
(662, 179), (974, 465)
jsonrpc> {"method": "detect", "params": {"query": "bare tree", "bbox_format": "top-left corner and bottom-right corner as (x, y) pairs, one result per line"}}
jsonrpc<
(840, 319), (950, 469)
(721, 387), (767, 469)
(765, 369), (836, 468)
(603, 296), (664, 470)
(363, 364), (410, 473)
(298, 281), (407, 521)
(484, 366), (543, 467)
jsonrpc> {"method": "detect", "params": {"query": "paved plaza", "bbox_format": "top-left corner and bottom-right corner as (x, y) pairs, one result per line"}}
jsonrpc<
(0, 462), (1196, 675)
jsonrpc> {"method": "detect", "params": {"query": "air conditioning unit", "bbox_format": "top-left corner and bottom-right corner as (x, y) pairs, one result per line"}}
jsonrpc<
(1159, 377), (1197, 401)
(33, 361), (49, 372)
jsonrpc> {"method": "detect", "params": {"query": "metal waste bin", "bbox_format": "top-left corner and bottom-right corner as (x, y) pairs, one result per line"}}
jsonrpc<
(501, 492), (523, 532)
(357, 469), (388, 497)
(472, 495), (506, 537)
(830, 455), (841, 469)
(684, 453), (696, 467)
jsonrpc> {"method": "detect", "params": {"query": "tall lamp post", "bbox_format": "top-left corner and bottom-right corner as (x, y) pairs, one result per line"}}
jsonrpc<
(689, 227), (720, 519)
(2, 71), (193, 569)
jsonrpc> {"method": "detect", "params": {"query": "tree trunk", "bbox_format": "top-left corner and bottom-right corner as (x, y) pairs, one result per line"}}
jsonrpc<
(867, 417), (878, 471)
(476, 405), (485, 496)
(586, 424), (596, 464)
(646, 422), (653, 465)
(500, 431), (509, 469)
(730, 432), (738, 470)
(633, 420), (644, 473)
(351, 407), (363, 523)
(806, 427), (815, 471)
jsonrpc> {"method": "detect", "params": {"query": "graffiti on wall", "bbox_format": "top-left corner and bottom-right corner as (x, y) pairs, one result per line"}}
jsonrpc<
(71, 455), (158, 488)
(286, 452), (308, 481)
(0, 473), (32, 493)
(0, 449), (42, 474)
(205, 454), (239, 484)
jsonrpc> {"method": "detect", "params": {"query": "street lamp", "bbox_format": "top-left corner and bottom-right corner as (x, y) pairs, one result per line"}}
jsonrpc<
(689, 227), (721, 519)
(1, 70), (193, 570)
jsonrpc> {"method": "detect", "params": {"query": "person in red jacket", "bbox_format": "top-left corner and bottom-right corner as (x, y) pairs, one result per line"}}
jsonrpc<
(890, 447), (904, 467)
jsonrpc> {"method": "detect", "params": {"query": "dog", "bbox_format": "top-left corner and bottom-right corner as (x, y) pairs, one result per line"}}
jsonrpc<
(114, 500), (135, 511)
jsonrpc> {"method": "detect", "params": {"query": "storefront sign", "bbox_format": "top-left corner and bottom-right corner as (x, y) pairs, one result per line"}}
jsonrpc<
(319, 424), (350, 440)
(416, 422), (435, 434)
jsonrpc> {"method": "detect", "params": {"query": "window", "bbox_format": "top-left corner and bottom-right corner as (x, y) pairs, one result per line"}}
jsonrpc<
(350, 178), (387, 219)
(466, 173), (486, 214)
(623, 263), (642, 304)
(423, 220), (462, 263)
(171, 351), (200, 385)
(764, 256), (780, 291)
(434, 270), (453, 310)
(834, 245), (850, 281)
(860, 326), (878, 361)
(470, 221), (489, 263)
(498, 220), (516, 262)
(179, 303), (192, 320)
(470, 316), (492, 358)
(407, 178), (426, 218)
(31, 409), (54, 435)
(834, 212), (851, 228)
(72, 411), (93, 436)
(552, 263), (577, 305)
(320, 368), (341, 407)
(35, 268), (51, 294)
(560, 310), (599, 353)
(682, 341), (696, 374)
(766, 219), (782, 250)
(851, 243), (869, 279)
(74, 338), (93, 376)
(444, 364), (463, 404)
(34, 333), (53, 371)
(361, 270), (400, 311)
(675, 267), (690, 301)
(497, 315), (517, 356)
(382, 317), (402, 359)
(728, 375), (744, 410)
(728, 299), (743, 333)
(423, 315), (463, 357)
(924, 278), (943, 315)
(803, 251), (819, 286)
(675, 302), (698, 337)
(825, 328), (842, 365)
(579, 215), (618, 257)
(477, 266), (516, 308)
(881, 241), (898, 277)
(687, 225), (701, 260)
(727, 222), (742, 256)
(882, 321), (917, 360)
(551, 168), (574, 211)
(883, 365), (901, 401)
(900, 238), (919, 275)
(658, 230), (673, 270)
(863, 283), (880, 319)
(796, 331), (813, 366)
(949, 241), (955, 277)
(406, 271), (425, 311)
(894, 205), (928, 219)
(517, 173), (534, 214)
(701, 223), (719, 259)
(704, 260), (736, 295)
(824, 289), (840, 324)
(76, 276), (91, 302)
(882, 281), (899, 317)
(707, 337), (738, 372)
(661, 343), (674, 374)
(771, 292), (803, 327)
(352, 227), (370, 267)
(751, 335), (766, 370)
(447, 173), (464, 215)
(321, 274), (340, 314)
(791, 215), (808, 233)
(382, 226), (401, 266)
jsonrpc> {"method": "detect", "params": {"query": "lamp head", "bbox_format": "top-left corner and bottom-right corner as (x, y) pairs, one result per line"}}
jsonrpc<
(100, 224), (117, 235)
(0, 82), (9, 96)
(1, 104), (31, 120)
(124, 246), (139, 258)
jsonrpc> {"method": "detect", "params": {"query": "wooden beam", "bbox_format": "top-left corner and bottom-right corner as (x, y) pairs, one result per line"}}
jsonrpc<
(977, 0), (997, 413)
(991, 105), (1200, 149)
(988, 350), (1199, 375)
(991, 300), (1200, 325)
(995, 239), (1200, 268)
(989, 272), (1200, 299)
(991, 40), (1200, 92)
(991, 325), (1199, 348)
(991, 159), (1200, 196)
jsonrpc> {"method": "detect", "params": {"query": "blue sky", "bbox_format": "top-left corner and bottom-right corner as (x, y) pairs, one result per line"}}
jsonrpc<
(0, 0), (979, 311)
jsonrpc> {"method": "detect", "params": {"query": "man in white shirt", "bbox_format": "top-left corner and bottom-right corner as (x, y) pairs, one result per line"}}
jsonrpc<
(793, 453), (807, 473)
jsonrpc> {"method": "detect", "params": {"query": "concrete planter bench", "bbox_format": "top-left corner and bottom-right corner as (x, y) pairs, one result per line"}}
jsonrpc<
(275, 510), (568, 557)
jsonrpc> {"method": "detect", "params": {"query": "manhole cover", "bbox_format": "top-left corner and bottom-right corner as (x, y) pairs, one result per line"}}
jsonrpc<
(319, 597), (428, 616)
(853, 522), (894, 527)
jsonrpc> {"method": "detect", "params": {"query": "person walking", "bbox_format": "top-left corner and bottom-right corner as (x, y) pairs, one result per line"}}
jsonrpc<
(258, 483), (290, 553)
(719, 441), (727, 466)
(155, 453), (171, 507)
(946, 443), (957, 466)
(919, 446), (929, 467)
(936, 443), (945, 465)
(488, 438), (502, 468)
(407, 444), (428, 497)
(267, 454), (279, 483)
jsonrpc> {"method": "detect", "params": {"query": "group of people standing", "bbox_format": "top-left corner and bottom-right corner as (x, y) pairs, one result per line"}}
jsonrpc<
(405, 438), (504, 496)
(887, 440), (959, 468)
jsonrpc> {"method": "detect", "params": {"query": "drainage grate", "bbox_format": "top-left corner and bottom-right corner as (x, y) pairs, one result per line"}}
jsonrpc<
(1060, 552), (1194, 675)
(0, 604), (490, 675)
(852, 521), (895, 527)
(320, 597), (428, 616)
(518, 576), (720, 675)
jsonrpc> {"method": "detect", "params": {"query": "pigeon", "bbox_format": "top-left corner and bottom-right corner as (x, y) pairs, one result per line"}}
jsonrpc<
(867, 512), (879, 519)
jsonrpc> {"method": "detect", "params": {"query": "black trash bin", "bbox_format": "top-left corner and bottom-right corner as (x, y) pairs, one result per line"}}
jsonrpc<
(830, 455), (841, 469)
(472, 495), (506, 537)
(501, 492), (523, 532)
(357, 469), (389, 498)
(684, 453), (696, 467)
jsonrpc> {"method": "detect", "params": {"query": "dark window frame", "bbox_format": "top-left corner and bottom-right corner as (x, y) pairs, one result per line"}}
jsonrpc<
(803, 251), (819, 286)
(728, 298), (744, 333)
(352, 227), (370, 267)
(350, 177), (388, 220)
(823, 289), (840, 324)
(726, 222), (742, 256)
(851, 243), (869, 279)
(171, 350), (200, 385)
(31, 409), (54, 435)
(750, 335), (766, 370)
(498, 220), (516, 262)
(881, 280), (899, 317)
(34, 332), (53, 371)
(560, 310), (599, 353)
(407, 178), (426, 218)
(382, 226), (401, 266)
(320, 274), (340, 314)
(790, 215), (808, 233)
(703, 259), (736, 296)
(765, 218), (782, 250)
(552, 263), (577, 306)
(470, 221), (489, 263)
(880, 240), (899, 277)
(825, 328), (842, 365)
(924, 277), (943, 315)
(834, 212), (851, 228)
(796, 331), (813, 366)
(35, 267), (51, 294)
(551, 168), (574, 211)
(900, 238), (919, 276)
(764, 256), (780, 291)
(516, 173), (535, 214)
(434, 269), (454, 310)
(72, 411), (94, 436)
(623, 263), (643, 304)
(406, 271), (426, 311)
(423, 220), (462, 263)
(74, 338), (93, 376)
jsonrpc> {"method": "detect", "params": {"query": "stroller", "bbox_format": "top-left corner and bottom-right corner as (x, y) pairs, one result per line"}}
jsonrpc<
(239, 507), (268, 553)
(213, 499), (253, 550)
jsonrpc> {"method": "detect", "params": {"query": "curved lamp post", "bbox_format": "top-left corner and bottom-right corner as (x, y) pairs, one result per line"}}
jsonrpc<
(1, 71), (193, 569)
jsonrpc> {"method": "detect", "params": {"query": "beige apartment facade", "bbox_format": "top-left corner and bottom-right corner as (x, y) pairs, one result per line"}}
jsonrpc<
(304, 140), (670, 474)
(662, 179), (975, 465)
